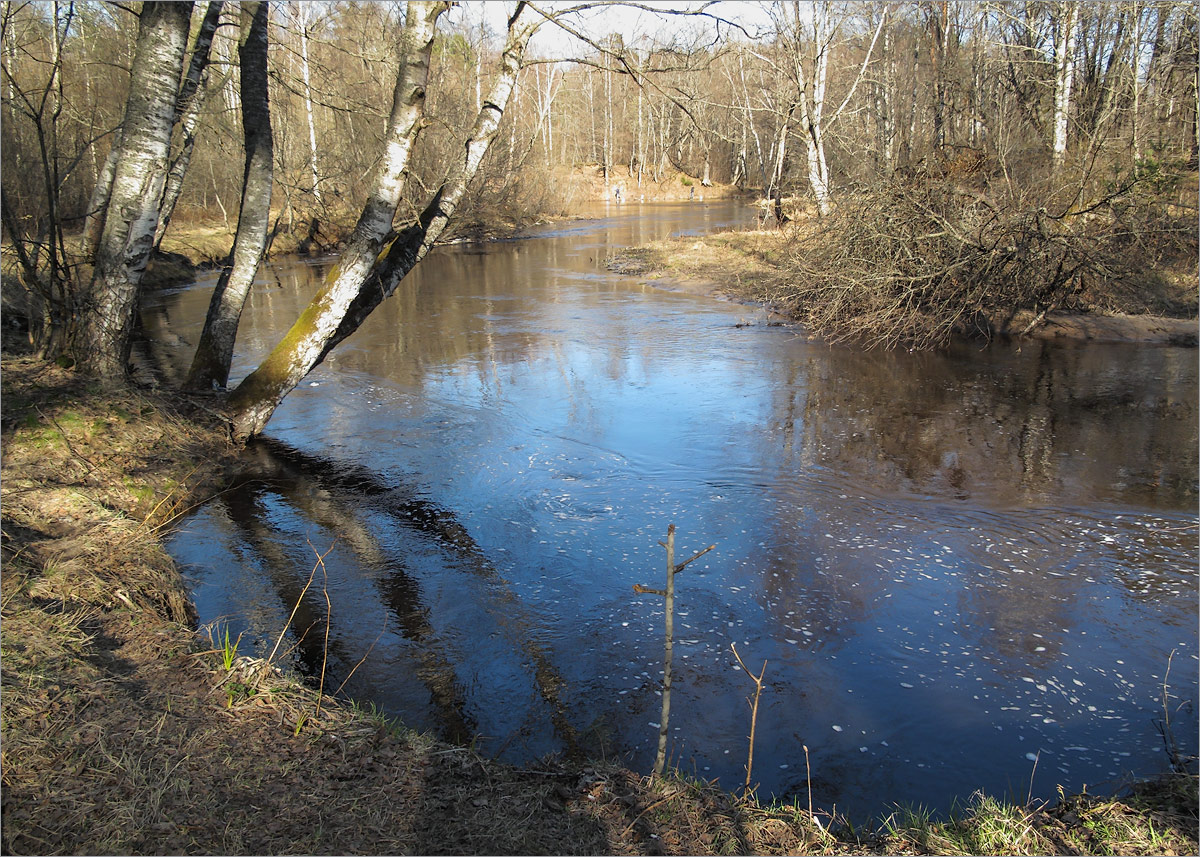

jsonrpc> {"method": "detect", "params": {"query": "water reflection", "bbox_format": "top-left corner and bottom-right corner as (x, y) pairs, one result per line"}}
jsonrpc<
(149, 202), (1198, 819)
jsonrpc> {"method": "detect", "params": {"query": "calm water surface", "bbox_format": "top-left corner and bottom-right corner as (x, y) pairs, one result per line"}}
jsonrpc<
(145, 202), (1199, 819)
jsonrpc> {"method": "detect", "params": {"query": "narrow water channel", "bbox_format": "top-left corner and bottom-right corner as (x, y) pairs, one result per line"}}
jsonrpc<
(144, 201), (1199, 819)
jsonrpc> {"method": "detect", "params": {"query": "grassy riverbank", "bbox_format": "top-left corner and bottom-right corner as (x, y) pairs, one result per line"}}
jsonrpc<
(2, 350), (1196, 855)
(608, 223), (1198, 347)
(608, 170), (1199, 348)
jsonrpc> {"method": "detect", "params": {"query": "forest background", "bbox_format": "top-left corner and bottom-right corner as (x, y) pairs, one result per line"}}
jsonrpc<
(2, 0), (1197, 429)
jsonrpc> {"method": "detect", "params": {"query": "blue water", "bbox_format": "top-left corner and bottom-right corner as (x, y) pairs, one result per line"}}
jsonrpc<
(147, 202), (1199, 819)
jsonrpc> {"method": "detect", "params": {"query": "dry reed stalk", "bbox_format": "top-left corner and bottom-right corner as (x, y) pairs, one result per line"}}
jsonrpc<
(266, 541), (335, 666)
(730, 642), (766, 797)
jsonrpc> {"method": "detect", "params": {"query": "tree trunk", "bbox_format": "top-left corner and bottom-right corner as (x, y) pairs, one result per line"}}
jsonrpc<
(1052, 1), (1079, 175)
(77, 1), (193, 378)
(85, 1), (222, 260)
(154, 0), (225, 250)
(186, 1), (272, 391)
(223, 0), (448, 435)
(80, 136), (120, 259)
(229, 4), (538, 441)
(928, 0), (947, 152)
(795, 1), (831, 217)
(298, 4), (322, 205)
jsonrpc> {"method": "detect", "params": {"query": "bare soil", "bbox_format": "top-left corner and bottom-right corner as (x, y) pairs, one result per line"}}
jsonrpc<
(2, 354), (1196, 855)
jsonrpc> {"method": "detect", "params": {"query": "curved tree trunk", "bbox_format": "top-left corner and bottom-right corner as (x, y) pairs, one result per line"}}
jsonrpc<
(84, 2), (222, 260)
(77, 1), (193, 378)
(222, 0), (447, 436)
(186, 1), (271, 391)
(229, 3), (538, 441)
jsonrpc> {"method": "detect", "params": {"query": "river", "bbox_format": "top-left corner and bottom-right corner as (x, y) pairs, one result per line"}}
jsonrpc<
(143, 201), (1199, 820)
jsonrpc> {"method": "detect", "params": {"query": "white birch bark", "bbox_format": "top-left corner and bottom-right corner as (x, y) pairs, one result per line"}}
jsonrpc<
(298, 4), (322, 204)
(802, 4), (831, 216)
(229, 3), (539, 440)
(226, 0), (449, 436)
(1052, 1), (1079, 175)
(186, 1), (272, 391)
(79, 2), (193, 378)
(154, 0), (224, 248)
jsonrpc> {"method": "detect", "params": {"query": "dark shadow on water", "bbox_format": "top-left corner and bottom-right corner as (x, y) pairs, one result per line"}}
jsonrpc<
(217, 436), (582, 755)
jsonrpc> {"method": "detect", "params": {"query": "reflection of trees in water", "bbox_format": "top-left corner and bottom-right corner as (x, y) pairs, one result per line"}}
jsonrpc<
(752, 531), (878, 655)
(143, 255), (1196, 514)
(229, 439), (581, 755)
(763, 340), (1196, 509)
(753, 338), (1197, 683)
(220, 459), (475, 743)
(954, 565), (1072, 677)
(206, 491), (348, 678)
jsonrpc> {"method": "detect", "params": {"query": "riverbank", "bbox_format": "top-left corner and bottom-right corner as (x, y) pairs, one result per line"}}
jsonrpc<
(607, 226), (1198, 346)
(2, 350), (1196, 855)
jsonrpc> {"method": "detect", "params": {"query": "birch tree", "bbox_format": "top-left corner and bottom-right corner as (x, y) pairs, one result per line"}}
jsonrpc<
(228, 3), (541, 440)
(1051, 0), (1079, 175)
(77, 1), (192, 378)
(81, 1), (220, 259)
(186, 0), (271, 391)
(771, 0), (886, 216)
(153, 0), (224, 249)
(295, 2), (322, 205)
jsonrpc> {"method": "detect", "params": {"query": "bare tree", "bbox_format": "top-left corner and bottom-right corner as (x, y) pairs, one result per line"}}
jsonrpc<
(77, 1), (193, 378)
(1051, 0), (1080, 174)
(228, 2), (541, 440)
(186, 0), (272, 391)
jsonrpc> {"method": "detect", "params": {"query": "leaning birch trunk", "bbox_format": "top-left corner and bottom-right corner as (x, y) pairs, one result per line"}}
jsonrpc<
(185, 1), (271, 391)
(80, 136), (121, 260)
(1051, 1), (1079, 176)
(77, 1), (193, 378)
(153, 69), (222, 250)
(228, 4), (538, 441)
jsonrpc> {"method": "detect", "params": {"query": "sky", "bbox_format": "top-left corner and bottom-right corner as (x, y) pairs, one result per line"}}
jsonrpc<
(450, 1), (778, 57)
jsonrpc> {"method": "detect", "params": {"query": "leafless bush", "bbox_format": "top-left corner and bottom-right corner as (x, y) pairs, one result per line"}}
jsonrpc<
(769, 161), (1196, 350)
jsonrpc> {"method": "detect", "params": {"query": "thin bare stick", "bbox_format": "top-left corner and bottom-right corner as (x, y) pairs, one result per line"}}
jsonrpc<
(266, 541), (335, 666)
(1025, 749), (1040, 806)
(633, 524), (717, 779)
(332, 617), (388, 697)
(804, 744), (815, 824)
(673, 542), (716, 573)
(655, 524), (676, 777)
(1156, 649), (1187, 772)
(314, 541), (332, 718)
(730, 642), (767, 797)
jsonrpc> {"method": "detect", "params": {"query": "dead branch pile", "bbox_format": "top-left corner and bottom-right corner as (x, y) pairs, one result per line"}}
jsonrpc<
(770, 164), (1195, 349)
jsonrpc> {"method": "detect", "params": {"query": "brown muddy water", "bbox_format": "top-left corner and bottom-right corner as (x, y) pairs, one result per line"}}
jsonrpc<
(143, 201), (1199, 819)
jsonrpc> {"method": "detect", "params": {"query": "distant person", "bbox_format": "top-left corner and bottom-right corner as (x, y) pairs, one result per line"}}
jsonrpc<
(689, 186), (694, 200)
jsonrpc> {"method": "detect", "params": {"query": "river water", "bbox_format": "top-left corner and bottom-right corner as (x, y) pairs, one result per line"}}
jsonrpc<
(145, 201), (1198, 819)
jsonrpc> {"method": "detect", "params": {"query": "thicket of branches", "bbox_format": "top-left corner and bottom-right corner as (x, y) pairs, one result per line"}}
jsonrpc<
(771, 154), (1196, 349)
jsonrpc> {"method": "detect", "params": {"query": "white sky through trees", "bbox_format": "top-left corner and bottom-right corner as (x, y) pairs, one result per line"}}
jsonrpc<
(456, 1), (779, 57)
